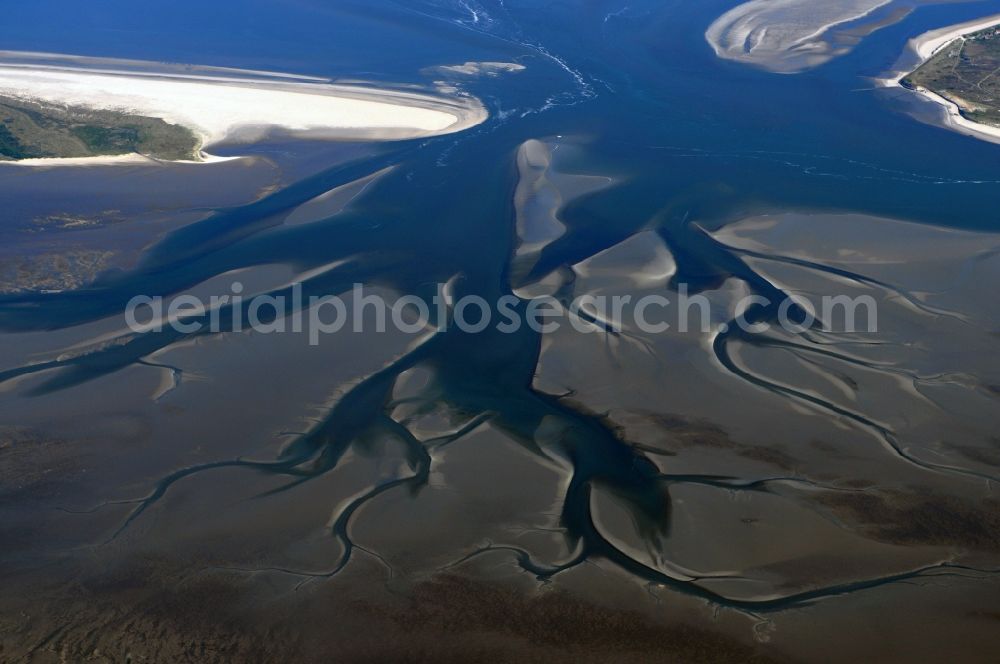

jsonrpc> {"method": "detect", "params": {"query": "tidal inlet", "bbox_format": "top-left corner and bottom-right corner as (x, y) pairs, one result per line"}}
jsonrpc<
(1, 0), (1000, 662)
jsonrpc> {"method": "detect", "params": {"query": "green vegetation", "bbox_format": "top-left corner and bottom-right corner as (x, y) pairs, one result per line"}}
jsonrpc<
(0, 121), (41, 159)
(903, 26), (1000, 128)
(0, 96), (200, 161)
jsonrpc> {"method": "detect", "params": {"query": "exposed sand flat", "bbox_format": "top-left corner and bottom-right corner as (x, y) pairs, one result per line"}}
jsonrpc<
(424, 61), (526, 77)
(705, 0), (893, 73)
(0, 49), (332, 82)
(0, 53), (487, 162)
(878, 14), (1000, 144)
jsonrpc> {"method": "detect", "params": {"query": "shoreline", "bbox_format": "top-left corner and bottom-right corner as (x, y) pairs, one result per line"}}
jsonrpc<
(1, 153), (242, 167)
(0, 53), (488, 166)
(878, 13), (1000, 144)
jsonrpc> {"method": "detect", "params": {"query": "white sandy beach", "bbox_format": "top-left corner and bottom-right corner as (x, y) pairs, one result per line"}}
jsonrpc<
(0, 53), (487, 163)
(878, 13), (1000, 144)
(909, 13), (1000, 61)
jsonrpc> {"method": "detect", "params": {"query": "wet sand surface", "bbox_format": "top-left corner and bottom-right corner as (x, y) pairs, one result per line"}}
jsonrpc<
(1, 133), (999, 662)
(3, 1), (1000, 662)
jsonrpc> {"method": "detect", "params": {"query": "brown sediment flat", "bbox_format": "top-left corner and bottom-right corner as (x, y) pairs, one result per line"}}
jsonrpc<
(2, 133), (1000, 664)
(0, 558), (785, 663)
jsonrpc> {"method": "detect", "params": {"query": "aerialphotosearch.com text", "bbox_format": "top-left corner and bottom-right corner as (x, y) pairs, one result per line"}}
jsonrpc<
(125, 282), (878, 345)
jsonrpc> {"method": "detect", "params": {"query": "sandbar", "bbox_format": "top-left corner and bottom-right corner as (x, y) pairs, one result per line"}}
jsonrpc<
(0, 52), (487, 164)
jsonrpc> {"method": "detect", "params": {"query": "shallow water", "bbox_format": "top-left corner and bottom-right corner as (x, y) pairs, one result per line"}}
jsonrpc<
(1, 1), (1000, 661)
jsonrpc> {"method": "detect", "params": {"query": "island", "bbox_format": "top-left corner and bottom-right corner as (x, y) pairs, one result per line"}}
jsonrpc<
(901, 22), (1000, 136)
(0, 55), (488, 163)
(1, 95), (199, 161)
